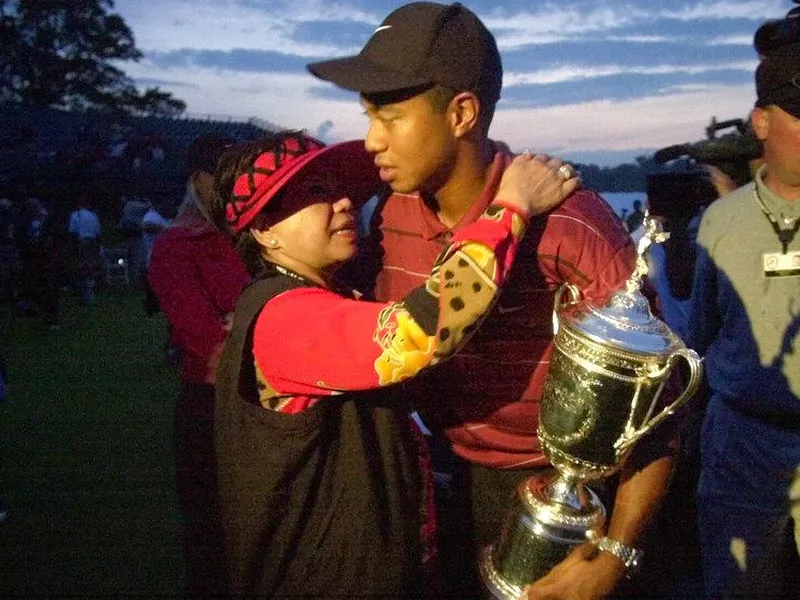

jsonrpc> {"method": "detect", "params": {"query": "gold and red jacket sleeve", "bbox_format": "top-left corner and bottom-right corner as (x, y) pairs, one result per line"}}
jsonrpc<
(252, 202), (527, 405)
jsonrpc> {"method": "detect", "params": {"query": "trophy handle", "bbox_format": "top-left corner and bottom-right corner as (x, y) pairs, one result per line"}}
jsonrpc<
(616, 348), (703, 455)
(552, 283), (581, 335)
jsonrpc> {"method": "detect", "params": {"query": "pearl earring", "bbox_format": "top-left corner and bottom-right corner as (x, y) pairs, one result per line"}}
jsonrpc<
(268, 239), (278, 247)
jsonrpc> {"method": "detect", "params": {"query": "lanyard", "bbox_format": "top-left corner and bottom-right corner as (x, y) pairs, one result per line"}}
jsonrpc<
(753, 187), (800, 254)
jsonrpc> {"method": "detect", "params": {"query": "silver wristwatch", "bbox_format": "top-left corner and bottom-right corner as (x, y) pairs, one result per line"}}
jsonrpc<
(596, 536), (644, 577)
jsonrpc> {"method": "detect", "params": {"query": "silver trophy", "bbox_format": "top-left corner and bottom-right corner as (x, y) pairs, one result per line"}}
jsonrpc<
(480, 215), (703, 599)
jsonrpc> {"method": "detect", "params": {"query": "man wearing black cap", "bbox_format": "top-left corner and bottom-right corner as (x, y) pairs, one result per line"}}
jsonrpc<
(689, 43), (800, 597)
(308, 3), (679, 598)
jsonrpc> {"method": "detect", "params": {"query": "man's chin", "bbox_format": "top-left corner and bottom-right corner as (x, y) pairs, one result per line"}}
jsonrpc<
(388, 180), (416, 195)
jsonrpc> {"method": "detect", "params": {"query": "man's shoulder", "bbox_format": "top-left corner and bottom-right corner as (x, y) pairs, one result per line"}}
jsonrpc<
(706, 183), (752, 215)
(558, 187), (611, 212)
(547, 188), (630, 243)
(699, 184), (753, 235)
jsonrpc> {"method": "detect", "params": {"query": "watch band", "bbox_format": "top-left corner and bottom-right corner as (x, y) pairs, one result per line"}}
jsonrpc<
(596, 536), (644, 576)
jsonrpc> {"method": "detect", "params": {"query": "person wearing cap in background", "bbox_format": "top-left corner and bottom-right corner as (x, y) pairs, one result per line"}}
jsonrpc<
(147, 133), (250, 597)
(688, 43), (800, 597)
(307, 3), (681, 598)
(210, 130), (575, 597)
(67, 195), (102, 306)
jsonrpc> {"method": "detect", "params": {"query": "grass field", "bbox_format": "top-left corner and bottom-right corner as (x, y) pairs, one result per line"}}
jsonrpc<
(0, 287), (184, 596)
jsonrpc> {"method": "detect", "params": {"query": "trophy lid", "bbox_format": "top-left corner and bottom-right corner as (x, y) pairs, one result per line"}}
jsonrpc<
(559, 289), (683, 357)
(558, 214), (685, 358)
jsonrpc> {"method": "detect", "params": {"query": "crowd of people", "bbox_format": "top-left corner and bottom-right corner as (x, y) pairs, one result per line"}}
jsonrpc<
(0, 190), (177, 330)
(2, 2), (799, 599)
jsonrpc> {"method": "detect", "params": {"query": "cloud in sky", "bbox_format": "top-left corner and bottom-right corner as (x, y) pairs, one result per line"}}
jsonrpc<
(113, 0), (794, 165)
(503, 60), (758, 87)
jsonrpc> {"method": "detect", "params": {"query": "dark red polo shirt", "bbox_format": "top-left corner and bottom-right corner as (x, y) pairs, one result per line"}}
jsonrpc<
(374, 151), (636, 468)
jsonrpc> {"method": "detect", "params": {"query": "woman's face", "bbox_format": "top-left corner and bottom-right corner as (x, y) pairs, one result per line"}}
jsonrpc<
(256, 166), (359, 280)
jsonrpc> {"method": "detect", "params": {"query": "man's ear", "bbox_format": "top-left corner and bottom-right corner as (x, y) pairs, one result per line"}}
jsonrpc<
(449, 91), (481, 139)
(751, 107), (770, 141)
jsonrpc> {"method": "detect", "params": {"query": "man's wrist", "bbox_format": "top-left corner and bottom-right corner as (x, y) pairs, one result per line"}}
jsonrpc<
(595, 536), (643, 578)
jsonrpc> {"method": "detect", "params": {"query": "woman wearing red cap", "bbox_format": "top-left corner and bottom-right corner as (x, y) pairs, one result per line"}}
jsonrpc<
(211, 131), (578, 597)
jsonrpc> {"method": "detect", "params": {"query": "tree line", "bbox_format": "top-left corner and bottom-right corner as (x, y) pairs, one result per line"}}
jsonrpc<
(1, 0), (184, 116)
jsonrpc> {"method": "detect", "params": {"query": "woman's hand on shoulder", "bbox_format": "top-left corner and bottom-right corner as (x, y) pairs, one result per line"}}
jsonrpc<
(496, 151), (582, 218)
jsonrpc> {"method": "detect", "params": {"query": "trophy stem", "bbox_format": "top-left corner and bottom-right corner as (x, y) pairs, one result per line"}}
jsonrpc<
(480, 470), (606, 599)
(544, 471), (596, 513)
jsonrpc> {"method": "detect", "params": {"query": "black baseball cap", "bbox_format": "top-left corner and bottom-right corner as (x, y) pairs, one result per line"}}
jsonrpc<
(307, 2), (502, 105)
(755, 43), (800, 118)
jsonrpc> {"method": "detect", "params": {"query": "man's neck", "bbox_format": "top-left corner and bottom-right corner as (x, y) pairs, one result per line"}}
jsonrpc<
(430, 140), (496, 228)
(763, 167), (800, 202)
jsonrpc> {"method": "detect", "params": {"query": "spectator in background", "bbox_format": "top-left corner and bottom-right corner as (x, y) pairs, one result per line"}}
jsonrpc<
(118, 196), (149, 286)
(626, 198), (646, 232)
(17, 198), (62, 330)
(141, 199), (170, 269)
(149, 136), (166, 163)
(147, 133), (249, 597)
(619, 207), (629, 230)
(689, 43), (800, 597)
(141, 199), (170, 316)
(67, 196), (102, 305)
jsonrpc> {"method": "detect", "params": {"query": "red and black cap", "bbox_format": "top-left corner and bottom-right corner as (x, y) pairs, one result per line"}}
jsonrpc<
(755, 42), (800, 118)
(225, 135), (381, 232)
(307, 2), (502, 105)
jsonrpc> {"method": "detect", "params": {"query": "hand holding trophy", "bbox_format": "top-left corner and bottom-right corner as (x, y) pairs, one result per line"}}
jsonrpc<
(480, 214), (703, 599)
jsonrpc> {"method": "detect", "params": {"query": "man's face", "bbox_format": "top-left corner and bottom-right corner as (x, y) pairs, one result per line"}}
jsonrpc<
(360, 90), (458, 195)
(753, 105), (800, 189)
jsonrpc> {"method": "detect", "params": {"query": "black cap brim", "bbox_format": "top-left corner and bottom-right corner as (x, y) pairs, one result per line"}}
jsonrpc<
(307, 55), (433, 95)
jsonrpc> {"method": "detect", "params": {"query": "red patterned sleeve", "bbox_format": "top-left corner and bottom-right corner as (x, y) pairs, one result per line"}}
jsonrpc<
(253, 203), (528, 397)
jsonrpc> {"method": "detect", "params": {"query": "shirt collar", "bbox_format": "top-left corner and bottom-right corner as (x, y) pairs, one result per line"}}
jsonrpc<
(754, 164), (800, 222)
(417, 149), (508, 241)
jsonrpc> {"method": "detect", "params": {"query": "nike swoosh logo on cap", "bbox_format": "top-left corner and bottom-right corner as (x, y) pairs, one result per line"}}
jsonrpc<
(374, 25), (393, 33)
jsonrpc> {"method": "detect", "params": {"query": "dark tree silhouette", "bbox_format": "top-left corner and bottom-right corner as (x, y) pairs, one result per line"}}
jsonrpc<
(0, 0), (185, 116)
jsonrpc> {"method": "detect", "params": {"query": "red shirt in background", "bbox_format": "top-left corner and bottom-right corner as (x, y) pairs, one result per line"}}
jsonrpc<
(149, 223), (250, 385)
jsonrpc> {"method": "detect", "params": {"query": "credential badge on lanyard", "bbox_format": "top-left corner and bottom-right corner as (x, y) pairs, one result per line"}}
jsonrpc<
(763, 250), (800, 278)
(754, 187), (800, 278)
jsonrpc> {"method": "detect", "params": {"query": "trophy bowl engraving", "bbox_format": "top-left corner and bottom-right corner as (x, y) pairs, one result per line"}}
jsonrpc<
(539, 324), (677, 476)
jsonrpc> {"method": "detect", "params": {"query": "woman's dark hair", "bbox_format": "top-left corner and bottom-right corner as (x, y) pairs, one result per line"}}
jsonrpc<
(210, 130), (311, 275)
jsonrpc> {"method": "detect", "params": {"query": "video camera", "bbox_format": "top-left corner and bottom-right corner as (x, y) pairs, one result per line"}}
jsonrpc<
(648, 117), (763, 220)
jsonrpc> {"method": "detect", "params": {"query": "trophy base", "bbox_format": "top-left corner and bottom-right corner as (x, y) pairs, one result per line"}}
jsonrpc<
(479, 471), (606, 599)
